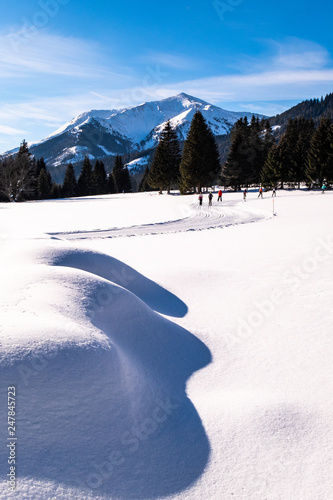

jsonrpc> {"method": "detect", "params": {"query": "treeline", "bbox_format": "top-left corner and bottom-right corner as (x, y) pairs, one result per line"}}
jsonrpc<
(0, 141), (132, 202)
(222, 116), (333, 190)
(64, 154), (132, 198)
(138, 111), (220, 193)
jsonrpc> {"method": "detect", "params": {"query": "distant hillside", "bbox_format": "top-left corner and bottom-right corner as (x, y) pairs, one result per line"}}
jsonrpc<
(269, 92), (333, 131)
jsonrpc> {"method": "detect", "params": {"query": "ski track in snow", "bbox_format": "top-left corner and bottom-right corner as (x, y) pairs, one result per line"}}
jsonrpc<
(49, 200), (271, 240)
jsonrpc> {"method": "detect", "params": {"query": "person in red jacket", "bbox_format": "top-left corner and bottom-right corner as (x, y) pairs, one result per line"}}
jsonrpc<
(217, 189), (222, 202)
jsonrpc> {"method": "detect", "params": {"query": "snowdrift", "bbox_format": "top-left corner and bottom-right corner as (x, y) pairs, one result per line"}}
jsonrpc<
(0, 242), (211, 498)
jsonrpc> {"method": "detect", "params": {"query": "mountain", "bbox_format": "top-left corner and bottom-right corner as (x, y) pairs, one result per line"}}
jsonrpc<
(13, 93), (265, 181)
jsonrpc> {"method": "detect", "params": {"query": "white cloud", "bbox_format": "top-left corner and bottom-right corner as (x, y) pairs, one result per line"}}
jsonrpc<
(0, 94), (113, 127)
(0, 124), (27, 136)
(163, 69), (333, 107)
(156, 39), (333, 104)
(0, 29), (138, 152)
(270, 38), (330, 70)
(0, 31), (131, 80)
(139, 51), (196, 70)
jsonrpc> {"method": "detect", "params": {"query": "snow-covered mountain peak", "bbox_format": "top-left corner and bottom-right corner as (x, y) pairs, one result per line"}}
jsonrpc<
(47, 92), (246, 145)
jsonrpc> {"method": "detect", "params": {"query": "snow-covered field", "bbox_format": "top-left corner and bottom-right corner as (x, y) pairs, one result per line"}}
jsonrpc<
(0, 189), (332, 499)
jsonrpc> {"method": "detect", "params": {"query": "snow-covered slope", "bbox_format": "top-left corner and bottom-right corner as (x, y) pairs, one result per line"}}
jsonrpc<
(0, 190), (333, 499)
(23, 93), (264, 172)
(125, 155), (150, 174)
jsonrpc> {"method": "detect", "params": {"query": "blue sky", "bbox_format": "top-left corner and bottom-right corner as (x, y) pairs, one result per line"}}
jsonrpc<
(1, 0), (333, 152)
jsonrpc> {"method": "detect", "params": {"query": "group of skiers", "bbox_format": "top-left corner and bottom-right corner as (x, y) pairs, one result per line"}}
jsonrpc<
(198, 187), (276, 206)
(199, 184), (328, 206)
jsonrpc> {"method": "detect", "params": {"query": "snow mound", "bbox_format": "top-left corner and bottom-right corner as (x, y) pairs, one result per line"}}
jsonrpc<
(0, 241), (211, 499)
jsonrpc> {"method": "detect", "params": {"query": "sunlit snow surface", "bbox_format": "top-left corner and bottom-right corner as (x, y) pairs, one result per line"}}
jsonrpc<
(1, 189), (333, 499)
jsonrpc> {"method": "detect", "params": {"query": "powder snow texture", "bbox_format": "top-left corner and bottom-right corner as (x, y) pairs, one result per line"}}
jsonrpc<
(0, 189), (333, 500)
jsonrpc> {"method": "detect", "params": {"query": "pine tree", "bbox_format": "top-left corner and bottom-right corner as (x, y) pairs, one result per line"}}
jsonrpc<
(261, 144), (281, 189)
(17, 139), (30, 157)
(262, 120), (276, 168)
(222, 117), (263, 189)
(0, 157), (13, 201)
(138, 166), (154, 192)
(106, 172), (116, 194)
(51, 182), (62, 199)
(221, 127), (244, 190)
(93, 160), (107, 195)
(62, 163), (77, 198)
(243, 115), (263, 186)
(33, 157), (47, 198)
(148, 121), (181, 193)
(306, 118), (333, 187)
(122, 166), (132, 193)
(37, 167), (52, 199)
(35, 157), (47, 178)
(246, 115), (264, 184)
(179, 111), (220, 193)
(276, 121), (297, 188)
(328, 125), (333, 186)
(112, 155), (132, 193)
(112, 155), (124, 193)
(11, 140), (36, 201)
(77, 156), (94, 196)
(291, 118), (315, 188)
